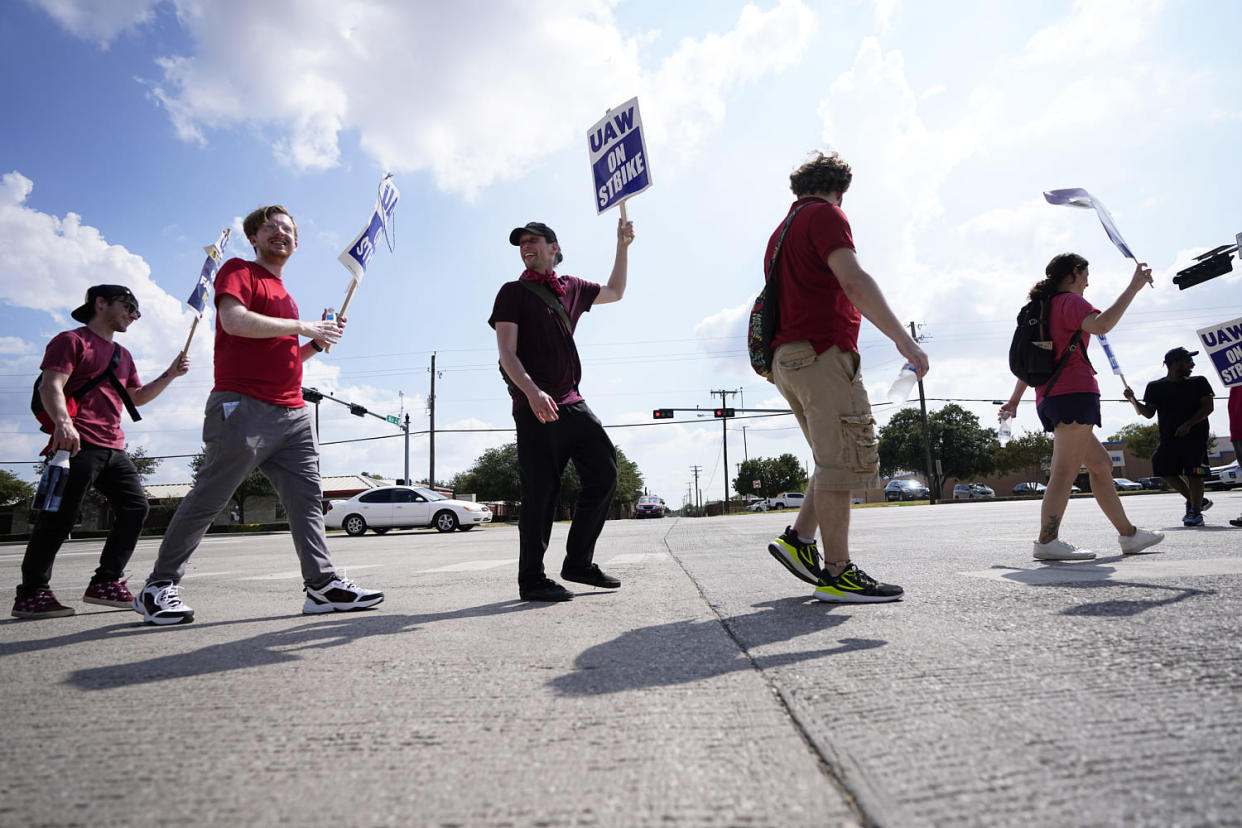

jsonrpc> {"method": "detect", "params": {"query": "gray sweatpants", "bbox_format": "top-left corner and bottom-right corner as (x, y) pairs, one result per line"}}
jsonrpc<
(147, 391), (336, 587)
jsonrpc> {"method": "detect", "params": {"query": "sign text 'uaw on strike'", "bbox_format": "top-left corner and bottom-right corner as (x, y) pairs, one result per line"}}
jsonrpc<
(587, 97), (652, 214)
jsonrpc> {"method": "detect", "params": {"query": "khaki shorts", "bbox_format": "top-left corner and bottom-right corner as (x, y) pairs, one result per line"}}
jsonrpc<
(772, 341), (880, 491)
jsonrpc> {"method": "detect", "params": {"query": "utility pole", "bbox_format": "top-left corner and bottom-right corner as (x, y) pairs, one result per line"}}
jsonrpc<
(711, 389), (738, 512)
(690, 465), (702, 516)
(428, 352), (439, 487)
(909, 321), (937, 505)
(403, 413), (410, 486)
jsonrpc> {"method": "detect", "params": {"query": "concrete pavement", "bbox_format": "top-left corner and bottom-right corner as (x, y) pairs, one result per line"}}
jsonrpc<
(1, 491), (1239, 826)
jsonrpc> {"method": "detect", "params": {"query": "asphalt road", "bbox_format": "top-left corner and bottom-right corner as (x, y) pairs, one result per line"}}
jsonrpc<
(2, 492), (1240, 827)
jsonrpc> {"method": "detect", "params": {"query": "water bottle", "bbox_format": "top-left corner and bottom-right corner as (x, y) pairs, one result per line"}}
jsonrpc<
(324, 307), (337, 324)
(998, 412), (1013, 446)
(33, 449), (71, 513)
(887, 363), (918, 404)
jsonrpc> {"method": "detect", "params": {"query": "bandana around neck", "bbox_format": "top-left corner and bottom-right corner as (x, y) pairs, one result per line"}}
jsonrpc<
(520, 268), (565, 297)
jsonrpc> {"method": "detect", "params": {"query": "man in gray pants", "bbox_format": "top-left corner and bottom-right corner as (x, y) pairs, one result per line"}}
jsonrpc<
(133, 205), (383, 625)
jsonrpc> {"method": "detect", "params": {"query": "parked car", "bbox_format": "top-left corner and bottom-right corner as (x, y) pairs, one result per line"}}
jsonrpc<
(884, 479), (930, 502)
(1206, 461), (1241, 491)
(952, 482), (995, 500)
(1012, 481), (1046, 496)
(635, 495), (666, 518)
(746, 499), (768, 512)
(324, 486), (491, 535)
(769, 492), (805, 509)
(1138, 476), (1168, 490)
(1113, 477), (1143, 491)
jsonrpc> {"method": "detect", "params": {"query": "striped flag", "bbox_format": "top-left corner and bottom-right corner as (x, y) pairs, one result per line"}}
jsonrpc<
(186, 227), (232, 316)
(1043, 188), (1134, 259)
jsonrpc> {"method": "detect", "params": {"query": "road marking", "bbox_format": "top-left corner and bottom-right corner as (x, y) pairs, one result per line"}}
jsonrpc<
(240, 564), (385, 581)
(605, 552), (667, 565)
(963, 557), (1242, 585)
(420, 559), (517, 573)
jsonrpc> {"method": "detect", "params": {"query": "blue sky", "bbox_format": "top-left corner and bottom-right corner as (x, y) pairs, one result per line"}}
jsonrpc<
(2, 0), (1241, 505)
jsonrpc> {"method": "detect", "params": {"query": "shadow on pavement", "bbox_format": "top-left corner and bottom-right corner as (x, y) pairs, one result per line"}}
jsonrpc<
(550, 596), (886, 697)
(52, 599), (539, 690)
(986, 565), (1213, 617)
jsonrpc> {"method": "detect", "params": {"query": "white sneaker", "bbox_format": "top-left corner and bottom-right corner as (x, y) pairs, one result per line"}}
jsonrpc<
(303, 574), (384, 614)
(1119, 527), (1164, 555)
(1032, 538), (1096, 561)
(133, 581), (195, 625)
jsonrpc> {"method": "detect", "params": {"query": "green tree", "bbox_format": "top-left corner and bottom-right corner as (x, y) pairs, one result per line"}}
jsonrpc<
(994, 430), (1055, 480)
(878, 404), (996, 495)
(0, 470), (35, 506)
(733, 454), (806, 499)
(1108, 422), (1160, 459)
(188, 447), (275, 523)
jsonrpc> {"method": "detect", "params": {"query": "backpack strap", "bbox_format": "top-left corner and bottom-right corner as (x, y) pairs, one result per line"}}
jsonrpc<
(1041, 293), (1096, 395)
(33, 343), (141, 423)
(498, 279), (577, 393)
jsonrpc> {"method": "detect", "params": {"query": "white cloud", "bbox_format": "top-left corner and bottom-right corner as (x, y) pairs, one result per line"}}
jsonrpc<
(1020, 0), (1164, 67)
(40, 0), (814, 196)
(30, 0), (160, 44)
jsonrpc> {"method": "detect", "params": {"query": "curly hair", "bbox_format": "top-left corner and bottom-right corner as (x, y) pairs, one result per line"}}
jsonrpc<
(1029, 252), (1088, 300)
(789, 151), (852, 198)
(243, 205), (298, 244)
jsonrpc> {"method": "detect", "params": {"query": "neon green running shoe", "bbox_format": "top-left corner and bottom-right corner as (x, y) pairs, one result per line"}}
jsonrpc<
(813, 563), (903, 603)
(767, 526), (822, 585)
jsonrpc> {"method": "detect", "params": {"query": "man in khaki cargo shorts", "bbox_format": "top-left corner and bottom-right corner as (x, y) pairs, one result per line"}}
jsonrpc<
(762, 151), (929, 603)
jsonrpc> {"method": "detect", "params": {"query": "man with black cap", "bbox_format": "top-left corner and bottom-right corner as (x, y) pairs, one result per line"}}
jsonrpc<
(1125, 346), (1216, 526)
(12, 285), (189, 619)
(488, 217), (635, 602)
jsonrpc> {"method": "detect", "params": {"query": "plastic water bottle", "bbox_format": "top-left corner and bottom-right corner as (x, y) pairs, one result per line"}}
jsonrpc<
(998, 412), (1013, 446)
(33, 449), (71, 513)
(324, 307), (337, 324)
(887, 363), (918, 404)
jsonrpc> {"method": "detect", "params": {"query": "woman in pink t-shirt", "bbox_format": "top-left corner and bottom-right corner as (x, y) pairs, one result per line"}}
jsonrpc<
(1000, 253), (1164, 561)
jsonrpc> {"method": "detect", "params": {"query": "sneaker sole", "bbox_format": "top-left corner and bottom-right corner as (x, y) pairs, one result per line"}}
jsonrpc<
(131, 597), (194, 625)
(812, 588), (903, 604)
(302, 594), (384, 614)
(767, 540), (820, 585)
(82, 597), (134, 608)
(11, 608), (75, 619)
(1033, 551), (1096, 561)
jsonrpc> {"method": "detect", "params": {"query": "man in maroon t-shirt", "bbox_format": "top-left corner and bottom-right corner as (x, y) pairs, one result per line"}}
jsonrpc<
(134, 205), (382, 625)
(13, 285), (189, 619)
(763, 151), (928, 604)
(489, 218), (634, 602)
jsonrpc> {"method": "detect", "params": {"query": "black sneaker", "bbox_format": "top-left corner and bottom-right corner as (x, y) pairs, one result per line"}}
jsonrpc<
(1200, 498), (1213, 512)
(519, 578), (574, 602)
(560, 564), (620, 589)
(812, 563), (903, 603)
(767, 526), (822, 585)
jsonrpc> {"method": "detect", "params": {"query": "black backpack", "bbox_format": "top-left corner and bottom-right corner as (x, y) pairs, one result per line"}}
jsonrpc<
(1008, 292), (1091, 392)
(748, 201), (815, 379)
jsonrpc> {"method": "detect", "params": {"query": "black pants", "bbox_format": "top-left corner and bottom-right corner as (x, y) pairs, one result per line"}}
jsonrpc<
(18, 444), (149, 597)
(514, 402), (617, 587)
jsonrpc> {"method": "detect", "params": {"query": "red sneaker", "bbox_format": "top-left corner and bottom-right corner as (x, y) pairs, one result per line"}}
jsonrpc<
(12, 589), (75, 619)
(83, 578), (135, 608)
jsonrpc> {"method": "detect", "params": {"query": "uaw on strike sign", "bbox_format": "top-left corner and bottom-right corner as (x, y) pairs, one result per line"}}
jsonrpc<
(1197, 316), (1242, 388)
(588, 97), (651, 213)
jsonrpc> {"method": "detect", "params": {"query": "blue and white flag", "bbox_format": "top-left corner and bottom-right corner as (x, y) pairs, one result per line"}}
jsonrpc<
(1043, 188), (1135, 259)
(1097, 334), (1124, 375)
(587, 97), (652, 214)
(186, 227), (232, 316)
(339, 174), (400, 283)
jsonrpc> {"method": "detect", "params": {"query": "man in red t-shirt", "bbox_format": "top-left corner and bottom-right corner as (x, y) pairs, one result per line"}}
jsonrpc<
(763, 151), (928, 604)
(13, 285), (189, 619)
(134, 205), (382, 625)
(489, 218), (634, 602)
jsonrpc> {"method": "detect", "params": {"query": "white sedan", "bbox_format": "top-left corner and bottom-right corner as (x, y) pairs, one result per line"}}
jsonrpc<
(324, 486), (492, 535)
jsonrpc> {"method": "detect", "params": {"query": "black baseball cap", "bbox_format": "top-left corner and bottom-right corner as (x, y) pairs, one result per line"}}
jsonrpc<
(508, 221), (558, 245)
(1163, 346), (1198, 364)
(71, 285), (139, 324)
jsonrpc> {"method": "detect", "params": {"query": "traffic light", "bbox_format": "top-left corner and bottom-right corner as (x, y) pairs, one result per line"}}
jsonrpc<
(653, 409), (674, 419)
(349, 404), (368, 417)
(1174, 246), (1235, 290)
(302, 387), (323, 404)
(713, 408), (735, 418)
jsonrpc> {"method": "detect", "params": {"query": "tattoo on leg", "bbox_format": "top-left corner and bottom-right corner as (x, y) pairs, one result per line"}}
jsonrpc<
(1042, 514), (1061, 540)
